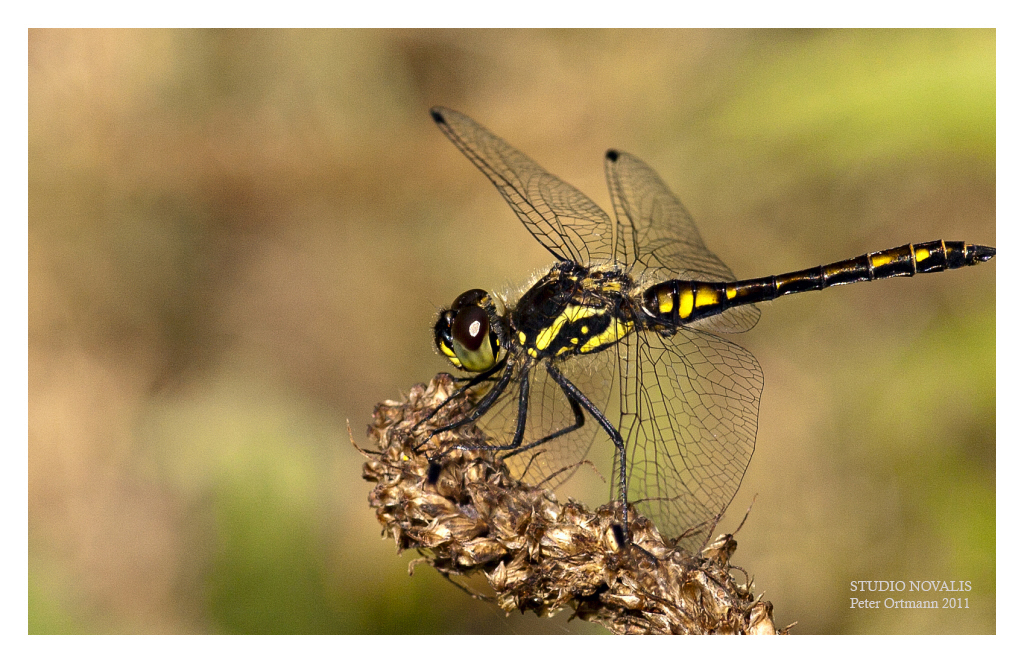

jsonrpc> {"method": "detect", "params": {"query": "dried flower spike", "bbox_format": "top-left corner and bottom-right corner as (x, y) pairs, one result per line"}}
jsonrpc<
(358, 374), (781, 635)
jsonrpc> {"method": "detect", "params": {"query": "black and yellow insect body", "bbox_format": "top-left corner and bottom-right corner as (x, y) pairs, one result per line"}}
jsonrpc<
(423, 107), (995, 551)
(514, 263), (636, 361)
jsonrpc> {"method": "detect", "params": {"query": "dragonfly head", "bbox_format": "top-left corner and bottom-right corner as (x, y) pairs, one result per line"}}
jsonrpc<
(434, 289), (507, 372)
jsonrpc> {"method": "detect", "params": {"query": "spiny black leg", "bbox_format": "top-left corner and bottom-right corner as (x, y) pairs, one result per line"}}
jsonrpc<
(545, 363), (630, 539)
(503, 364), (586, 460)
(419, 360), (521, 474)
(413, 358), (508, 434)
(452, 366), (532, 453)
(417, 360), (517, 451)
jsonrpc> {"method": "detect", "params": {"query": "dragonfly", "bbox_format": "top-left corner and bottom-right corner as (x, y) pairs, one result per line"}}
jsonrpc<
(421, 106), (995, 552)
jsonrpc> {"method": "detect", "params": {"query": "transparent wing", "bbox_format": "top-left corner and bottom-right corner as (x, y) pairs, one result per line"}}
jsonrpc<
(604, 149), (733, 279)
(605, 149), (761, 334)
(615, 326), (763, 552)
(432, 107), (614, 265)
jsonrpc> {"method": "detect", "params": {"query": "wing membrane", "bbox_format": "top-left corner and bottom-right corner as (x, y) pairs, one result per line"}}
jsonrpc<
(616, 327), (763, 551)
(605, 149), (734, 279)
(432, 107), (613, 265)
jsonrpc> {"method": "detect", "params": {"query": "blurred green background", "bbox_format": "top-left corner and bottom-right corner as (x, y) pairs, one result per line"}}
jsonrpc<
(28, 29), (995, 634)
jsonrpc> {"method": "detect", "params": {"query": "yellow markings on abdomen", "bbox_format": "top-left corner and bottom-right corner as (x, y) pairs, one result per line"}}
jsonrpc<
(677, 289), (694, 320)
(915, 246), (931, 263)
(695, 284), (720, 308)
(656, 289), (674, 314)
(726, 286), (737, 300)
(871, 253), (894, 268)
(674, 283), (723, 321)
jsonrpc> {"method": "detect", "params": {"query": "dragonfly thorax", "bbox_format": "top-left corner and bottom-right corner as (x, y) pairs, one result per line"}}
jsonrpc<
(512, 262), (637, 360)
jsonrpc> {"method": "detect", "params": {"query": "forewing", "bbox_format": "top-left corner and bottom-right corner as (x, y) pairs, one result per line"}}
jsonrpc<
(616, 327), (763, 552)
(604, 149), (734, 279)
(432, 107), (613, 265)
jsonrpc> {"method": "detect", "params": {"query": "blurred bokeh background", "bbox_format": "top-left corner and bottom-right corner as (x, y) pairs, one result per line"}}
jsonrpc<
(28, 29), (995, 634)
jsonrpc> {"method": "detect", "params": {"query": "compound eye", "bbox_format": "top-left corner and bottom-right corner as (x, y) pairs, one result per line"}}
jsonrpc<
(453, 306), (488, 350)
(450, 288), (488, 311)
(451, 305), (497, 372)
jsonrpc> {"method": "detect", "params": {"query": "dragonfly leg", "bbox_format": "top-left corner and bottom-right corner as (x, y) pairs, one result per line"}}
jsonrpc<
(502, 369), (586, 460)
(413, 358), (508, 435)
(545, 363), (630, 540)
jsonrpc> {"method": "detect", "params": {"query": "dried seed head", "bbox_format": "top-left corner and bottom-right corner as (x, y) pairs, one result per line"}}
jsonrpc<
(357, 374), (782, 635)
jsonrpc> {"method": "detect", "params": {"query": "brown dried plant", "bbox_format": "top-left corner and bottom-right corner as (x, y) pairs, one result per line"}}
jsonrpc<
(357, 374), (782, 635)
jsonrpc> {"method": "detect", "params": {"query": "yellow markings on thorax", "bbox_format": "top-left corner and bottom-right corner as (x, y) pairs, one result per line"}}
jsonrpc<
(533, 305), (604, 352)
(579, 317), (633, 354)
(581, 275), (623, 293)
(555, 336), (579, 356)
(524, 303), (634, 358)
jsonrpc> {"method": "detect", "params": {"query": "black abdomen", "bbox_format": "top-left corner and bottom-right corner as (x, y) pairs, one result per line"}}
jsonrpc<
(643, 240), (995, 327)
